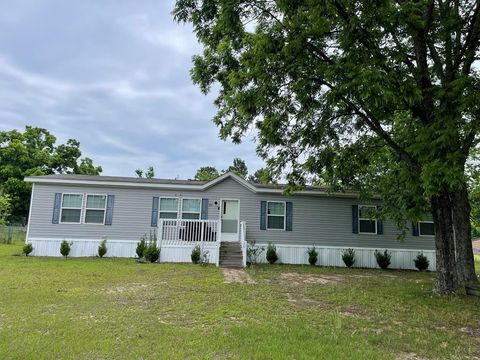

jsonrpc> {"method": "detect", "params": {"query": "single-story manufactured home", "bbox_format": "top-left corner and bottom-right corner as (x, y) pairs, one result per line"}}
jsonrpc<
(24, 172), (436, 270)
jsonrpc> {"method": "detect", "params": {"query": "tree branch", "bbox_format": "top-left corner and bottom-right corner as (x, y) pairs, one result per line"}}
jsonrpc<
(453, 1), (480, 74)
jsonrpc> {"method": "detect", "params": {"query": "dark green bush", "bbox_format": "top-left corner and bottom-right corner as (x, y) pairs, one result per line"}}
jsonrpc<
(22, 243), (33, 256)
(307, 246), (318, 266)
(342, 248), (356, 268)
(414, 252), (429, 271)
(136, 236), (146, 258)
(144, 242), (160, 263)
(374, 250), (391, 269)
(60, 240), (72, 258)
(98, 239), (107, 258)
(191, 245), (201, 264)
(266, 242), (278, 264)
(143, 231), (159, 263)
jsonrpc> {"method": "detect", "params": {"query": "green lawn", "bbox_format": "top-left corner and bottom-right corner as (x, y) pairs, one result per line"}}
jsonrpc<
(0, 244), (479, 360)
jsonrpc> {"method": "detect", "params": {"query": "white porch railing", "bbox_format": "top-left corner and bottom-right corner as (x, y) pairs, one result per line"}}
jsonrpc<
(159, 219), (219, 247)
(239, 221), (247, 267)
(158, 219), (247, 267)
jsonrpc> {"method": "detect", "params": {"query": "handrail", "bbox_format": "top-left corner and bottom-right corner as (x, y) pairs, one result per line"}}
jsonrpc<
(240, 221), (247, 267)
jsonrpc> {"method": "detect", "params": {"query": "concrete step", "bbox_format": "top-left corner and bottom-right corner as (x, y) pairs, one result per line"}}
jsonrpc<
(220, 265), (243, 269)
(219, 262), (243, 268)
(219, 242), (244, 267)
(219, 251), (242, 256)
(220, 245), (242, 249)
(220, 254), (243, 259)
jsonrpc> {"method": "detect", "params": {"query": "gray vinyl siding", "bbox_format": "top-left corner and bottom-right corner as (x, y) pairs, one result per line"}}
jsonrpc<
(28, 178), (435, 250)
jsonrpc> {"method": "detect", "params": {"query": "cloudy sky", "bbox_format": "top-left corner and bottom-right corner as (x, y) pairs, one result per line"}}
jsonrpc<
(0, 0), (262, 178)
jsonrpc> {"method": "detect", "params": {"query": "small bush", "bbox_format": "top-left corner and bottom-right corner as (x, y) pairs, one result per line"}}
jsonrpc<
(23, 243), (33, 256)
(136, 236), (146, 259)
(266, 242), (278, 264)
(98, 239), (107, 258)
(200, 250), (210, 266)
(246, 240), (264, 265)
(60, 240), (72, 258)
(191, 245), (201, 264)
(414, 252), (429, 271)
(144, 242), (160, 263)
(342, 248), (356, 268)
(374, 249), (392, 269)
(307, 246), (318, 266)
(143, 231), (160, 263)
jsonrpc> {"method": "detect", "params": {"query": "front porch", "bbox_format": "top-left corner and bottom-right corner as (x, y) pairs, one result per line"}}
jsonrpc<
(158, 219), (247, 267)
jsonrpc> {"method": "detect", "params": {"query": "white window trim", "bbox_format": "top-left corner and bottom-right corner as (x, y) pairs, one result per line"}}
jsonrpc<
(418, 221), (435, 236)
(181, 197), (202, 220)
(266, 200), (286, 231)
(59, 193), (84, 224)
(158, 197), (180, 219)
(83, 194), (108, 225)
(358, 205), (377, 234)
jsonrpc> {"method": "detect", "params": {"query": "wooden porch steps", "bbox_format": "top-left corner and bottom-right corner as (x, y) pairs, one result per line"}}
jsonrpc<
(219, 242), (244, 268)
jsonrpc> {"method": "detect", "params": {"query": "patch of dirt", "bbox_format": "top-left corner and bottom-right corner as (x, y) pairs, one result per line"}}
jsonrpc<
(435, 324), (480, 338)
(459, 326), (480, 337)
(396, 352), (430, 360)
(383, 274), (399, 278)
(286, 293), (328, 307)
(102, 282), (152, 294)
(350, 274), (373, 279)
(280, 272), (343, 286)
(222, 268), (256, 284)
(338, 306), (374, 320)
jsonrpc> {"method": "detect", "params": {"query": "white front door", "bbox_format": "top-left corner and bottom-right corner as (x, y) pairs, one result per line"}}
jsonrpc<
(220, 199), (240, 241)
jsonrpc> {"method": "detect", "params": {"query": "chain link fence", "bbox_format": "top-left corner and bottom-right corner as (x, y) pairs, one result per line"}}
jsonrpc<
(0, 224), (26, 244)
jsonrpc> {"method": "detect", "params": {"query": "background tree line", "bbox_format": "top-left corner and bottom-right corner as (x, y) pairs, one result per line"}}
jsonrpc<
(0, 126), (102, 223)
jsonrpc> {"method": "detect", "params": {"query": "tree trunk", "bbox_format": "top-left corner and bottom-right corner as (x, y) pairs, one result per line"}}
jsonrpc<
(450, 183), (479, 285)
(431, 191), (458, 293)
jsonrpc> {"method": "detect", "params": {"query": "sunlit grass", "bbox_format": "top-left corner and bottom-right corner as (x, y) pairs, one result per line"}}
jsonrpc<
(0, 243), (479, 359)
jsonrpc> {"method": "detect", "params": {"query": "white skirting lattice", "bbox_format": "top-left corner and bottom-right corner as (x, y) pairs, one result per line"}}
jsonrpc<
(26, 238), (435, 270)
(251, 243), (436, 270)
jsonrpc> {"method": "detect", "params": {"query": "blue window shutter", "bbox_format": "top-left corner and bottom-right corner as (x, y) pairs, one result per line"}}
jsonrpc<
(201, 198), (208, 220)
(412, 222), (419, 236)
(151, 197), (159, 227)
(260, 201), (267, 230)
(376, 206), (383, 235)
(104, 195), (115, 225)
(286, 202), (293, 231)
(352, 205), (359, 234)
(377, 220), (383, 235)
(52, 193), (62, 224)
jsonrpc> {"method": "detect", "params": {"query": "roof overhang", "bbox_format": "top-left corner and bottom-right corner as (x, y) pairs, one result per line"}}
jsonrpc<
(24, 172), (362, 198)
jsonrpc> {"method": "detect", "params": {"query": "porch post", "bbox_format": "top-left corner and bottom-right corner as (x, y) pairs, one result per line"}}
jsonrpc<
(200, 221), (205, 253)
(159, 219), (164, 249)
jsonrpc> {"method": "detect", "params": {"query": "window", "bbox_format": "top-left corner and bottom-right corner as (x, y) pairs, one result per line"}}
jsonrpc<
(60, 194), (83, 223)
(419, 222), (434, 236)
(182, 198), (201, 220)
(84, 194), (107, 224)
(358, 205), (377, 234)
(159, 198), (178, 219)
(419, 214), (434, 236)
(267, 201), (285, 230)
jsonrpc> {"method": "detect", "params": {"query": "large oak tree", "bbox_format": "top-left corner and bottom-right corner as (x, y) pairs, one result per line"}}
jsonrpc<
(174, 0), (480, 293)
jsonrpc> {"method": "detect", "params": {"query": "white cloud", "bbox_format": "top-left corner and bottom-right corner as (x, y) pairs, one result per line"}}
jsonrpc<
(0, 0), (262, 179)
(117, 13), (200, 55)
